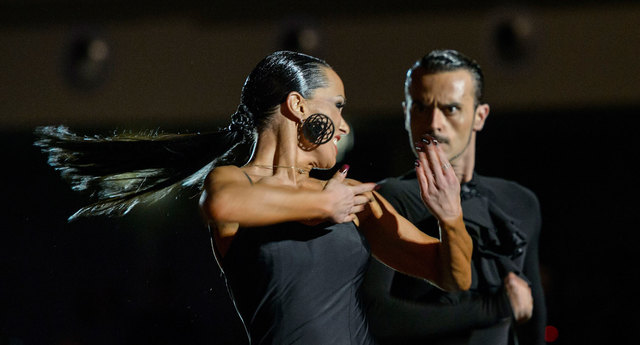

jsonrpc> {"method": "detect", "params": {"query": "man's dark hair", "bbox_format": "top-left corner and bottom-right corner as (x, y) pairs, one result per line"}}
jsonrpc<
(405, 49), (484, 105)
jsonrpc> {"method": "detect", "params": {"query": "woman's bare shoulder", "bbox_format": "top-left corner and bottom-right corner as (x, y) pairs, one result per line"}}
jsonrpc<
(204, 165), (248, 187)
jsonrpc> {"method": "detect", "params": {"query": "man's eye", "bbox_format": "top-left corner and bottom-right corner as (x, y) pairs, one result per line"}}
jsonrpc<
(411, 103), (425, 112)
(336, 102), (345, 109)
(445, 105), (459, 113)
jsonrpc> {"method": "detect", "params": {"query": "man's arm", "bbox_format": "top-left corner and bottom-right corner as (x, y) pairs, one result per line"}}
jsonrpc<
(362, 258), (514, 343)
(515, 206), (547, 345)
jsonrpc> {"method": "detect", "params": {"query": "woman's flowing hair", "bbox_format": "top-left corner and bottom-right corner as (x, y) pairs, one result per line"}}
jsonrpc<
(34, 124), (252, 221)
(35, 50), (331, 221)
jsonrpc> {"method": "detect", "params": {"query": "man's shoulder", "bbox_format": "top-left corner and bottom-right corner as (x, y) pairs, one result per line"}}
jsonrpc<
(476, 174), (535, 196)
(376, 170), (426, 220)
(475, 173), (540, 211)
(377, 170), (419, 195)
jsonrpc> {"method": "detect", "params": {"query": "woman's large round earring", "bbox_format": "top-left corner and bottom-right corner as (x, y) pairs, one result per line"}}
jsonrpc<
(299, 113), (335, 146)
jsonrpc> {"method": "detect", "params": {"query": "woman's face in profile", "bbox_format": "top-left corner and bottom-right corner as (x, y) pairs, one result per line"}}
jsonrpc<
(302, 67), (350, 170)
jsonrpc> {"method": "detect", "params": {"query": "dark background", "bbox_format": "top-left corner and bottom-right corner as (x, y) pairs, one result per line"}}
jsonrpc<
(2, 1), (639, 344)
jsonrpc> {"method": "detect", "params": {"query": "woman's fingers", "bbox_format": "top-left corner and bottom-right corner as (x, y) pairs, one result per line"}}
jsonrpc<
(415, 152), (430, 192)
(415, 142), (433, 178)
(430, 137), (459, 187)
(350, 182), (377, 197)
(351, 204), (366, 214)
(424, 137), (446, 181)
(353, 194), (372, 206)
(323, 165), (379, 223)
(416, 135), (458, 184)
(326, 164), (350, 189)
(414, 135), (462, 221)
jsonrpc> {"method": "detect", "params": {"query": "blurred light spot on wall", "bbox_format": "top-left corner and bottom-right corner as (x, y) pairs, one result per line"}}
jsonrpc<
(484, 6), (540, 75)
(545, 325), (559, 342)
(278, 18), (323, 57)
(64, 29), (111, 91)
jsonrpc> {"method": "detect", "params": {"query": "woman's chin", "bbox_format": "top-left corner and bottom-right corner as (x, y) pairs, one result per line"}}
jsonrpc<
(317, 160), (336, 171)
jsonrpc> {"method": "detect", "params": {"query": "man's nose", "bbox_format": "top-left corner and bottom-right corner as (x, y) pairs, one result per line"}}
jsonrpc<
(427, 107), (445, 132)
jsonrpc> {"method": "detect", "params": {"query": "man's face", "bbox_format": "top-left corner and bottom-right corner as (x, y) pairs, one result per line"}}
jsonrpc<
(404, 68), (484, 161)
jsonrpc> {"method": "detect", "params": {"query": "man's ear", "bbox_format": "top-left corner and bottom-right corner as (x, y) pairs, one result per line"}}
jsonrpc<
(473, 103), (490, 131)
(284, 91), (306, 122)
(402, 100), (411, 132)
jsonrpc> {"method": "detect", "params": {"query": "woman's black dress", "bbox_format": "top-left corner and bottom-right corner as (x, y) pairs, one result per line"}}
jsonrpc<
(222, 221), (376, 345)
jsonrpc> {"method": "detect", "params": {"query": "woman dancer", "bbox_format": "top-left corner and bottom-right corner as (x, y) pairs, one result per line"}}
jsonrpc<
(36, 51), (472, 345)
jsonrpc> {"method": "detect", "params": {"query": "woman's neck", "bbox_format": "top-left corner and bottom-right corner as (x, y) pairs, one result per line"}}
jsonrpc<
(245, 121), (312, 183)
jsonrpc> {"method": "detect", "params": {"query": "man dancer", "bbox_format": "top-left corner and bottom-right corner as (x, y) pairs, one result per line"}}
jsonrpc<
(363, 49), (546, 345)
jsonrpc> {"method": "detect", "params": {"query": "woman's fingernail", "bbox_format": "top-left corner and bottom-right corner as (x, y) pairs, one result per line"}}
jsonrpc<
(421, 138), (430, 144)
(340, 164), (350, 174)
(414, 160), (420, 167)
(374, 184), (382, 191)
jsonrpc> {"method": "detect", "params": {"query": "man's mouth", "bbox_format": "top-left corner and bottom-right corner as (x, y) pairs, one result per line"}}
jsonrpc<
(423, 133), (448, 144)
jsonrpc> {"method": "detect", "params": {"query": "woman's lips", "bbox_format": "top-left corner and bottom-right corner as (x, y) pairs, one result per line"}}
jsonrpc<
(332, 136), (341, 152)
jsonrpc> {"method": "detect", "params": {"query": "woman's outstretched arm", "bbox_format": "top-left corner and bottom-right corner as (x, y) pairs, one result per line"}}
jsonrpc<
(199, 165), (376, 228)
(357, 191), (471, 291)
(356, 139), (473, 291)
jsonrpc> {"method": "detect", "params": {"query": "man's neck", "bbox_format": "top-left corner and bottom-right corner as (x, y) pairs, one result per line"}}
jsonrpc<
(452, 140), (476, 184)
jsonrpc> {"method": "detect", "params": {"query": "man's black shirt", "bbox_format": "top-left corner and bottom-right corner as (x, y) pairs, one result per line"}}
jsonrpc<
(362, 171), (546, 345)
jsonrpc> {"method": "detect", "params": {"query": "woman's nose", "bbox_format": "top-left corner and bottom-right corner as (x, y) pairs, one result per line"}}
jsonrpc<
(339, 118), (350, 135)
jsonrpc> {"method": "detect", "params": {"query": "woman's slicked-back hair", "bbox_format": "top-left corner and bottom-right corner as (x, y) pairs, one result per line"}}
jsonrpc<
(34, 51), (333, 220)
(239, 50), (331, 131)
(406, 49), (484, 105)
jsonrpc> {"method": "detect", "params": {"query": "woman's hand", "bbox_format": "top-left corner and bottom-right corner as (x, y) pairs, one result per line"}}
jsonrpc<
(415, 135), (462, 222)
(412, 135), (472, 290)
(323, 165), (377, 223)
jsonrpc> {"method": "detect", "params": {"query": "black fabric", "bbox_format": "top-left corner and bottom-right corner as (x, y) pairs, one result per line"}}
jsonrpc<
(363, 171), (546, 345)
(223, 221), (376, 345)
